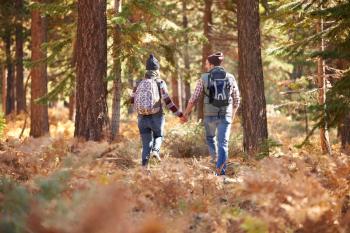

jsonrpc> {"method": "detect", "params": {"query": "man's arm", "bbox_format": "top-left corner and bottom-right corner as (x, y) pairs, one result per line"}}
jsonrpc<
(183, 79), (204, 117)
(231, 79), (240, 117)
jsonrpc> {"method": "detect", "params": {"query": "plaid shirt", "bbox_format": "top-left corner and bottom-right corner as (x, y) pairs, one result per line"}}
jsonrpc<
(189, 78), (240, 110)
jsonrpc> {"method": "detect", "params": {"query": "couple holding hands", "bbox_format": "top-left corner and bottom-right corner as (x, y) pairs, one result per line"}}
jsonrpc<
(131, 52), (240, 175)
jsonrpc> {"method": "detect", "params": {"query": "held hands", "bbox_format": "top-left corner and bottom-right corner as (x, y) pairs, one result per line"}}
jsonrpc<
(180, 103), (194, 124)
(180, 114), (188, 124)
(179, 111), (190, 124)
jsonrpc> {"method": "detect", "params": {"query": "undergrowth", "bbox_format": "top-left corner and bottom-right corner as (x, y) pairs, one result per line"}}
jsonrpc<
(0, 112), (349, 232)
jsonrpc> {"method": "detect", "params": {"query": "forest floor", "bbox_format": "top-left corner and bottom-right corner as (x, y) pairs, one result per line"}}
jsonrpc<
(0, 106), (350, 233)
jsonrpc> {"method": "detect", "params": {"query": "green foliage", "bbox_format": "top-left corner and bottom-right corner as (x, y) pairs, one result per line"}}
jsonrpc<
(0, 178), (30, 233)
(165, 119), (208, 157)
(241, 216), (269, 233)
(267, 0), (350, 146)
(256, 138), (282, 160)
(36, 170), (71, 201)
(0, 169), (72, 233)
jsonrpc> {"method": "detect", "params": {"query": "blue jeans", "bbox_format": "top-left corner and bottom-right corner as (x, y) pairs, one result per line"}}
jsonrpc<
(138, 114), (165, 166)
(204, 115), (232, 175)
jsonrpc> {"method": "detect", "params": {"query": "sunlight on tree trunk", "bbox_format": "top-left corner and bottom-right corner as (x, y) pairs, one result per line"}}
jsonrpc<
(1, 64), (5, 114)
(237, 0), (268, 156)
(316, 18), (332, 155)
(171, 56), (180, 109)
(69, 91), (75, 121)
(110, 0), (122, 142)
(127, 61), (134, 115)
(75, 0), (107, 141)
(30, 1), (49, 137)
(182, 0), (191, 108)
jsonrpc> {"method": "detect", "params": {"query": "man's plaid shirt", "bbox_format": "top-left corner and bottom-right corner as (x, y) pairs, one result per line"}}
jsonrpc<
(189, 76), (240, 111)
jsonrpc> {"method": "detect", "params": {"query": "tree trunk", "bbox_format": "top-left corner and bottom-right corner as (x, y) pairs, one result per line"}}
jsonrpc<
(110, 0), (122, 141)
(335, 60), (350, 152)
(339, 113), (350, 153)
(237, 0), (268, 156)
(1, 64), (6, 113)
(68, 91), (75, 120)
(171, 54), (180, 108)
(75, 0), (107, 141)
(4, 32), (15, 115)
(128, 75), (134, 115)
(198, 0), (213, 121)
(182, 0), (191, 108)
(127, 61), (134, 115)
(0, 64), (6, 112)
(316, 18), (332, 155)
(15, 0), (26, 114)
(30, 1), (49, 137)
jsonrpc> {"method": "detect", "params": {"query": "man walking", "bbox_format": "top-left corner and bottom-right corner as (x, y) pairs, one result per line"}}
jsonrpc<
(183, 52), (240, 175)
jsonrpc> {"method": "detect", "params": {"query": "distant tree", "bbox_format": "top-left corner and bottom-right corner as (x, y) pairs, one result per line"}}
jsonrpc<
(182, 0), (191, 108)
(198, 0), (213, 121)
(237, 0), (268, 155)
(316, 18), (331, 155)
(110, 0), (122, 141)
(74, 0), (107, 141)
(0, 0), (16, 115)
(4, 28), (15, 115)
(15, 0), (26, 113)
(272, 1), (350, 152)
(30, 0), (49, 137)
(171, 51), (180, 108)
(0, 61), (5, 114)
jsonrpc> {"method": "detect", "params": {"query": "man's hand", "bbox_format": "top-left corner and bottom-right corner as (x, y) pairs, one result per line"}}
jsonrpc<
(180, 115), (188, 124)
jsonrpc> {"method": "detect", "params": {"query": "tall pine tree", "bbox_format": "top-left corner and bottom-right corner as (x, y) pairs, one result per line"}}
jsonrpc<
(30, 0), (49, 137)
(237, 0), (268, 155)
(74, 0), (107, 141)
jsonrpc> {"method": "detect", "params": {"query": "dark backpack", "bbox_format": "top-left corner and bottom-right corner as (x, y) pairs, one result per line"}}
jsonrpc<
(207, 68), (232, 107)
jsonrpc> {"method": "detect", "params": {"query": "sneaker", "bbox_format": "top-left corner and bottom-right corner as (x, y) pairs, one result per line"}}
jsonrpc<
(151, 150), (161, 161)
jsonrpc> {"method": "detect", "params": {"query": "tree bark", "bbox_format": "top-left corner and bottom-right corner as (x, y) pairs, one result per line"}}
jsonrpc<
(68, 91), (75, 120)
(198, 0), (213, 121)
(171, 55), (180, 108)
(335, 60), (350, 152)
(316, 18), (332, 155)
(237, 0), (268, 156)
(110, 0), (122, 141)
(127, 61), (134, 115)
(15, 0), (26, 114)
(339, 113), (350, 152)
(182, 0), (191, 108)
(30, 1), (49, 137)
(4, 32), (15, 115)
(1, 64), (6, 113)
(75, 0), (107, 141)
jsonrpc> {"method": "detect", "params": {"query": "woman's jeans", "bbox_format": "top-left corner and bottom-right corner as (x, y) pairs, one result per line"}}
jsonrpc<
(204, 115), (232, 175)
(138, 114), (165, 166)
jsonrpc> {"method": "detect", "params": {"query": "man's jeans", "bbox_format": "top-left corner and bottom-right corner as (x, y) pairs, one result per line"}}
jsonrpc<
(138, 114), (165, 166)
(204, 115), (232, 175)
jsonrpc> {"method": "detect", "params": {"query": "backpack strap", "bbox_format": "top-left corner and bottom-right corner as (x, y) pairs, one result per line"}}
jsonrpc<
(155, 78), (163, 111)
(203, 72), (211, 97)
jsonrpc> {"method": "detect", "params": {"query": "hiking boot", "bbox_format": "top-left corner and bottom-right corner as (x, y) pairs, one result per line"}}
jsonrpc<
(151, 150), (161, 161)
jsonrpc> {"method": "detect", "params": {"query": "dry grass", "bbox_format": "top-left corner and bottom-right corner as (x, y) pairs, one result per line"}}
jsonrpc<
(0, 108), (349, 233)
